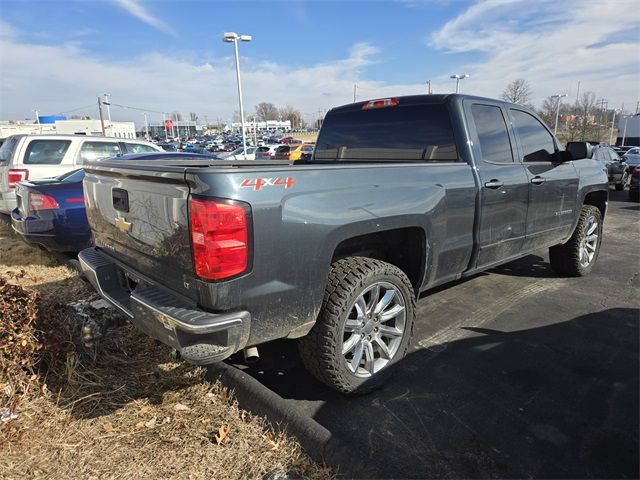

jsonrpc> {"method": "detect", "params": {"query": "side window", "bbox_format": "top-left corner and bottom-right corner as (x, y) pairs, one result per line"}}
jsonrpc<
(470, 104), (514, 163)
(23, 140), (71, 165)
(510, 109), (556, 162)
(126, 143), (158, 154)
(608, 149), (619, 161)
(78, 141), (121, 163)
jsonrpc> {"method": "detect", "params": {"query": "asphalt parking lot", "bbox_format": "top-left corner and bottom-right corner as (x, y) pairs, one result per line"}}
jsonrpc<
(226, 189), (639, 479)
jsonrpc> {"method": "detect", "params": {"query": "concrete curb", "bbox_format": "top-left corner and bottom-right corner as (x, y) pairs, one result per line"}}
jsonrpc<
(207, 363), (381, 478)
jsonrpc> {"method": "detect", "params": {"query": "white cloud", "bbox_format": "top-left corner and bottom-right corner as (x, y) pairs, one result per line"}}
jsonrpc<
(428, 0), (640, 109)
(0, 30), (417, 124)
(113, 0), (176, 36)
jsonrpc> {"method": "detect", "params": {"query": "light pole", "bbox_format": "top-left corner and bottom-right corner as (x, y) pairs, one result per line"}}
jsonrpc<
(609, 109), (622, 145)
(550, 93), (568, 135)
(143, 113), (150, 140)
(450, 74), (469, 93)
(223, 32), (252, 155)
(621, 116), (630, 146)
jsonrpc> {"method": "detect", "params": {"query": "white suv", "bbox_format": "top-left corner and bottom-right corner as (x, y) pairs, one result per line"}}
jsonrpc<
(0, 134), (162, 213)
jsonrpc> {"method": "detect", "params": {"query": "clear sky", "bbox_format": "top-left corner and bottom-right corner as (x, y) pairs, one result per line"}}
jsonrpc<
(1, 0), (639, 125)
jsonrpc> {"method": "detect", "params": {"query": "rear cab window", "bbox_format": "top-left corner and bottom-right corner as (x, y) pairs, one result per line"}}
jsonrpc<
(23, 139), (72, 165)
(315, 101), (458, 163)
(78, 141), (121, 163)
(0, 135), (23, 166)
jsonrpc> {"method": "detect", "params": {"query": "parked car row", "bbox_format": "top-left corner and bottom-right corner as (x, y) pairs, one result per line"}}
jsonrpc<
(0, 134), (163, 215)
(592, 144), (640, 199)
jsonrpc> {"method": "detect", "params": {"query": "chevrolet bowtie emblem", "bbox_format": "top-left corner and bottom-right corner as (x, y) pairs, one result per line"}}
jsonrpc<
(115, 217), (132, 233)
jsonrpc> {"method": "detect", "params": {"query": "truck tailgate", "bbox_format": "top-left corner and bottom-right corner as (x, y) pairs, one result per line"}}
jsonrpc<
(83, 164), (195, 299)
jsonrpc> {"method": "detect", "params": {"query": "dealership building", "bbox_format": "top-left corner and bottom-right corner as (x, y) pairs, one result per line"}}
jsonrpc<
(0, 115), (136, 140)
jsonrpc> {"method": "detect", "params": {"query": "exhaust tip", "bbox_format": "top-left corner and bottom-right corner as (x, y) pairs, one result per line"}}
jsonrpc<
(243, 346), (260, 363)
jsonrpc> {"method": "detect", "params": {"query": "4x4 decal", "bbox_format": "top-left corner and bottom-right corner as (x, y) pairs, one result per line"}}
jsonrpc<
(240, 177), (294, 191)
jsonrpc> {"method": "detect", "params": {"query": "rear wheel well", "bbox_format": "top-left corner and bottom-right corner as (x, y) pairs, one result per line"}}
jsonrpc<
(331, 228), (425, 293)
(583, 190), (608, 219)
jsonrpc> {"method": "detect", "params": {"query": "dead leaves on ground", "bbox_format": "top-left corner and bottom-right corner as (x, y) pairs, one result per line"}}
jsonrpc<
(214, 424), (231, 445)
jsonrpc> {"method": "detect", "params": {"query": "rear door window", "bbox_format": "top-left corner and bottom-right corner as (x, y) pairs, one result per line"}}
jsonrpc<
(23, 140), (72, 165)
(78, 141), (121, 163)
(125, 143), (159, 154)
(471, 104), (514, 163)
(315, 102), (458, 162)
(510, 109), (556, 162)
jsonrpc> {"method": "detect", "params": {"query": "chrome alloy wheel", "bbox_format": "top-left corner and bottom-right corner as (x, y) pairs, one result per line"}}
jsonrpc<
(341, 281), (406, 378)
(579, 215), (599, 268)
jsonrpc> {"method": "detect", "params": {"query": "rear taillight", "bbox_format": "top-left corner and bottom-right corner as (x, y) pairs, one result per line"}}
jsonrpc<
(66, 197), (85, 203)
(8, 169), (29, 188)
(189, 197), (250, 281)
(29, 193), (59, 211)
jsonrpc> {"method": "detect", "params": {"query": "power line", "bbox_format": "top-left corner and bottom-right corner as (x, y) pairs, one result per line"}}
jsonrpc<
(54, 103), (97, 115)
(108, 102), (168, 115)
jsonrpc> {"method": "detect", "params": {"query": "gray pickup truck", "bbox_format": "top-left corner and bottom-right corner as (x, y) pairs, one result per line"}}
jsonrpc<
(79, 94), (608, 394)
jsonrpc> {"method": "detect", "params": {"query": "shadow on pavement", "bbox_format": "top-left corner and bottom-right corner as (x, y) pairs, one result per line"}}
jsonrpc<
(233, 307), (639, 479)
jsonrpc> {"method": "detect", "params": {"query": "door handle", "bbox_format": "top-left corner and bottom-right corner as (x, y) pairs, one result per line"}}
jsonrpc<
(484, 180), (504, 189)
(530, 176), (546, 185)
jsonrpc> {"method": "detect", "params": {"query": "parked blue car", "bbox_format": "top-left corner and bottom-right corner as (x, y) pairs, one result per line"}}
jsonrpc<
(11, 169), (91, 252)
(10, 153), (220, 253)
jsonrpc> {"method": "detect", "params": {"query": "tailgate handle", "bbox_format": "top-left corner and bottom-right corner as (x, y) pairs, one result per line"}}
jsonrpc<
(112, 188), (129, 213)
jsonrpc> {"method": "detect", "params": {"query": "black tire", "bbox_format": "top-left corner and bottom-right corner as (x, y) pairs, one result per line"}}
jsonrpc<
(549, 205), (602, 277)
(615, 182), (624, 191)
(298, 257), (416, 395)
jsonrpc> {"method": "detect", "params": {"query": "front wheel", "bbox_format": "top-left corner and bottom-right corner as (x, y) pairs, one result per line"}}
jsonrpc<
(299, 257), (415, 395)
(615, 182), (624, 191)
(549, 205), (603, 276)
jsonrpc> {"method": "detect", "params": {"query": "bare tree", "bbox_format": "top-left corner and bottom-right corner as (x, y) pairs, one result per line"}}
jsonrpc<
(189, 112), (199, 123)
(538, 96), (558, 126)
(577, 91), (596, 141)
(501, 79), (532, 106)
(278, 105), (304, 129)
(254, 102), (279, 121)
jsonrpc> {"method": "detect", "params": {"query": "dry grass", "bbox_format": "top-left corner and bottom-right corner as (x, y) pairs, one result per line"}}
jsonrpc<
(0, 219), (331, 480)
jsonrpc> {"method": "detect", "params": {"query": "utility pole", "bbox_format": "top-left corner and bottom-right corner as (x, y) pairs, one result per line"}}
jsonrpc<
(98, 96), (106, 136)
(575, 80), (581, 105)
(353, 84), (357, 103)
(103, 94), (112, 136)
(427, 80), (432, 94)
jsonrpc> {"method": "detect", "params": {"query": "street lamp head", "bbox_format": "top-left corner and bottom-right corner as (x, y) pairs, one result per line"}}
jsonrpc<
(223, 32), (238, 42)
(450, 74), (469, 80)
(239, 34), (252, 42)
